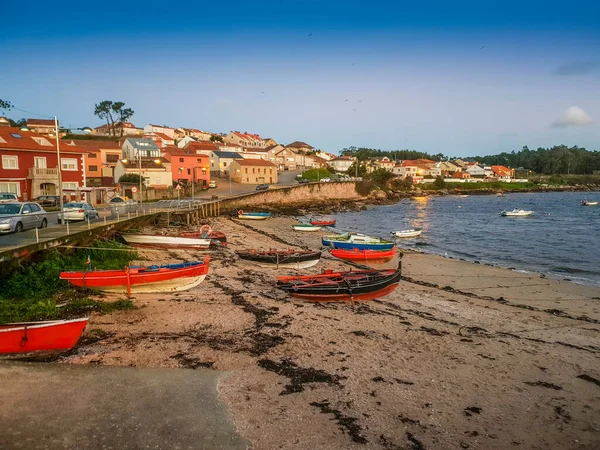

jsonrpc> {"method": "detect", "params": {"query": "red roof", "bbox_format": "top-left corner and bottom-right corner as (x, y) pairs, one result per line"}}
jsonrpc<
(400, 160), (419, 167)
(27, 118), (55, 127)
(185, 141), (219, 152)
(63, 139), (121, 150)
(152, 132), (174, 141)
(233, 158), (277, 167)
(163, 146), (208, 157)
(0, 127), (84, 154)
(491, 165), (512, 177)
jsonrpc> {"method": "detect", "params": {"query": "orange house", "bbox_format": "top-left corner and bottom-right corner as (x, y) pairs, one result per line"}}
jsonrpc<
(163, 147), (210, 188)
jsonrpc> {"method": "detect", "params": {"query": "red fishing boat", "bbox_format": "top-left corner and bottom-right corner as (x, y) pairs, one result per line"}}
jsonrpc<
(310, 219), (336, 226)
(60, 256), (210, 295)
(180, 226), (227, 245)
(330, 248), (395, 261)
(276, 262), (402, 302)
(0, 318), (88, 356)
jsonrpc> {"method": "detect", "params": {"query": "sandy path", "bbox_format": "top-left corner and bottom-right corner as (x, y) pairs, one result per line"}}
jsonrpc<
(65, 216), (600, 450)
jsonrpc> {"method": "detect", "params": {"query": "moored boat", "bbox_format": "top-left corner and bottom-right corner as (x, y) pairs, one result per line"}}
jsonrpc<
(330, 248), (396, 261)
(121, 233), (212, 249)
(0, 318), (88, 357)
(237, 210), (271, 220)
(276, 262), (402, 302)
(180, 225), (227, 246)
(324, 233), (396, 251)
(500, 209), (533, 217)
(310, 219), (336, 226)
(392, 228), (423, 238)
(236, 249), (321, 269)
(292, 224), (322, 232)
(581, 200), (598, 206)
(60, 256), (210, 295)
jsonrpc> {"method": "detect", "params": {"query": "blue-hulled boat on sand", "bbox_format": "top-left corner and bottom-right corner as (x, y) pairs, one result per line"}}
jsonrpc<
(237, 210), (272, 220)
(322, 233), (396, 251)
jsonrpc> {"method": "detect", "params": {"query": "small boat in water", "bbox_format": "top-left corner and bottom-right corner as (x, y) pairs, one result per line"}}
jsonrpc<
(292, 224), (322, 232)
(276, 262), (402, 302)
(236, 249), (321, 269)
(500, 209), (533, 217)
(330, 248), (396, 261)
(0, 318), (88, 357)
(121, 233), (212, 249)
(581, 200), (598, 206)
(237, 210), (271, 220)
(310, 219), (336, 226)
(60, 256), (210, 295)
(392, 228), (423, 238)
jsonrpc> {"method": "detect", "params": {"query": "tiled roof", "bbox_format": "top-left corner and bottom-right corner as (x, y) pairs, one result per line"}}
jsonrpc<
(286, 141), (314, 149)
(151, 132), (174, 141)
(164, 146), (208, 157)
(233, 158), (277, 167)
(491, 165), (512, 177)
(63, 139), (121, 149)
(213, 151), (243, 158)
(186, 141), (219, 152)
(0, 127), (84, 153)
(122, 157), (169, 169)
(124, 137), (159, 150)
(27, 118), (55, 126)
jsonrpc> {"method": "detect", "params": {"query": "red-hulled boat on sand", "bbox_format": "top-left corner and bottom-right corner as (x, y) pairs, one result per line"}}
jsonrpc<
(276, 260), (402, 302)
(310, 219), (336, 226)
(60, 256), (210, 295)
(330, 248), (396, 261)
(0, 318), (88, 357)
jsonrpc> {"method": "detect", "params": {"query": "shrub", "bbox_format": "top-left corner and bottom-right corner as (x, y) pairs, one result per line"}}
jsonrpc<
(119, 173), (143, 183)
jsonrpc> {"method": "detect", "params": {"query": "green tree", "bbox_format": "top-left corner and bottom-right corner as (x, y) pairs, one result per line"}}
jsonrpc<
(0, 99), (13, 111)
(369, 168), (395, 189)
(94, 100), (135, 137)
(210, 135), (224, 143)
(346, 161), (368, 177)
(8, 118), (26, 128)
(433, 175), (446, 189)
(119, 173), (142, 183)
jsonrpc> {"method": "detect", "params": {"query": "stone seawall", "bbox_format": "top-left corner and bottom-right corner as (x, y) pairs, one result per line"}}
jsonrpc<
(220, 182), (363, 211)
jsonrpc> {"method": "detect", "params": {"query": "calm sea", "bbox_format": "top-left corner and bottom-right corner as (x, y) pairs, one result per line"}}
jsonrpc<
(330, 191), (600, 286)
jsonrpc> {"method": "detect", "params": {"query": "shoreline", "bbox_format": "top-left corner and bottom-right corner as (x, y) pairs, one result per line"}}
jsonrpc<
(54, 215), (600, 450)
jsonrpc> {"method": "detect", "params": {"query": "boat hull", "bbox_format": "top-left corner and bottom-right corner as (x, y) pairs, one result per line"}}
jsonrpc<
(254, 259), (320, 270)
(393, 229), (423, 238)
(0, 318), (88, 355)
(292, 225), (322, 232)
(236, 250), (321, 269)
(330, 248), (396, 261)
(99, 274), (207, 294)
(582, 202), (598, 206)
(329, 241), (396, 251)
(122, 234), (211, 249)
(310, 220), (336, 226)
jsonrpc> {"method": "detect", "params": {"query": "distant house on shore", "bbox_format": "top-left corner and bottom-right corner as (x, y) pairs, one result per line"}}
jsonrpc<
(26, 119), (57, 136)
(330, 156), (355, 173)
(209, 151), (243, 176)
(466, 164), (486, 177)
(491, 165), (514, 180)
(225, 131), (266, 149)
(230, 158), (278, 184)
(93, 121), (142, 137)
(285, 141), (314, 154)
(114, 157), (172, 189)
(143, 124), (176, 139)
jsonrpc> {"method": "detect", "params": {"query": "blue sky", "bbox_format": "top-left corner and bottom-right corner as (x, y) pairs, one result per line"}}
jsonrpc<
(1, 0), (599, 156)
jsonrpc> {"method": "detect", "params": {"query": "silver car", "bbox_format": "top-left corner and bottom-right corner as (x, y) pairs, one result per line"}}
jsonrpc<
(109, 197), (137, 217)
(58, 202), (99, 223)
(0, 193), (19, 204)
(0, 202), (48, 233)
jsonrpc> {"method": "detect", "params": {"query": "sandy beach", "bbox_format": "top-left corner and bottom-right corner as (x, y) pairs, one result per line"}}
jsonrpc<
(64, 216), (600, 450)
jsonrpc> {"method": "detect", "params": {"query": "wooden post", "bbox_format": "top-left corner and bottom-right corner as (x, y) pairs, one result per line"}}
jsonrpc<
(187, 213), (190, 225)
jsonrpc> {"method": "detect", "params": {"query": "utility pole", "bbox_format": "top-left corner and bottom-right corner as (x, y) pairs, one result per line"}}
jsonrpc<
(139, 151), (143, 204)
(54, 116), (64, 218)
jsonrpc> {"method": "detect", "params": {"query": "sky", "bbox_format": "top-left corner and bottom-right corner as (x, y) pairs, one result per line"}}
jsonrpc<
(1, 0), (599, 157)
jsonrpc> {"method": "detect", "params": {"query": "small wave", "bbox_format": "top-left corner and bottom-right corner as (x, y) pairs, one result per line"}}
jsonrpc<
(551, 266), (598, 275)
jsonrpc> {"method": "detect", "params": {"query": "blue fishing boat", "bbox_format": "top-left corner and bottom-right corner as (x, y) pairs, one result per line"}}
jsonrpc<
(237, 210), (272, 220)
(324, 233), (396, 251)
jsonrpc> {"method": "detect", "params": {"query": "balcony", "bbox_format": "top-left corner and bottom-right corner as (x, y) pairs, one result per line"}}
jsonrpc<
(28, 167), (59, 182)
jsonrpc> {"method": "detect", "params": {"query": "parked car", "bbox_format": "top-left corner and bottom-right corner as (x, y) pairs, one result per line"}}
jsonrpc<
(297, 179), (310, 184)
(58, 202), (99, 223)
(109, 196), (137, 216)
(209, 180), (217, 188)
(0, 193), (19, 203)
(0, 202), (48, 233)
(255, 184), (270, 191)
(33, 195), (61, 207)
(321, 178), (331, 182)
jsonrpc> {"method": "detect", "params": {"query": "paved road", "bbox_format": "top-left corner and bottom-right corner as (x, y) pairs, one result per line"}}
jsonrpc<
(0, 362), (247, 450)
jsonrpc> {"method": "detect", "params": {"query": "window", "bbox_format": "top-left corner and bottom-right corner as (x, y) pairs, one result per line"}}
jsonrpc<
(63, 182), (78, 190)
(252, 168), (255, 174)
(0, 182), (19, 195)
(89, 165), (98, 172)
(245, 168), (248, 174)
(106, 154), (120, 163)
(223, 162), (227, 167)
(61, 158), (77, 171)
(30, 204), (41, 212)
(187, 169), (191, 175)
(10, 133), (22, 138)
(179, 158), (184, 163)
(22, 204), (32, 214)
(34, 157), (46, 169)
(2, 155), (18, 170)
(88, 153), (97, 158)
(257, 168), (261, 173)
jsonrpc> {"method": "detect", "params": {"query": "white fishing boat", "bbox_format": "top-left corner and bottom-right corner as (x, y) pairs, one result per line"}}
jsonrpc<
(500, 209), (533, 217)
(581, 200), (598, 206)
(392, 228), (423, 238)
(121, 234), (211, 249)
(292, 224), (322, 232)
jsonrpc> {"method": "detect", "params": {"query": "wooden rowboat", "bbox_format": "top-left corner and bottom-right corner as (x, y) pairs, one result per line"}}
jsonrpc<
(237, 210), (271, 220)
(292, 224), (322, 232)
(276, 262), (402, 302)
(60, 256), (210, 295)
(121, 234), (212, 249)
(330, 248), (396, 261)
(0, 318), (88, 357)
(236, 249), (321, 269)
(310, 219), (336, 226)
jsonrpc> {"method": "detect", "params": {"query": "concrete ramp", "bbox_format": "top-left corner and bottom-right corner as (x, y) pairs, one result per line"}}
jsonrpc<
(0, 363), (247, 450)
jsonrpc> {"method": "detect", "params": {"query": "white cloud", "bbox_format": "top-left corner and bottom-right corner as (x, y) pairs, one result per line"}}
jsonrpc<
(551, 106), (593, 128)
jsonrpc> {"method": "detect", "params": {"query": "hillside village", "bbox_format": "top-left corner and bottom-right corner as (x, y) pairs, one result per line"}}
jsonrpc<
(0, 116), (517, 205)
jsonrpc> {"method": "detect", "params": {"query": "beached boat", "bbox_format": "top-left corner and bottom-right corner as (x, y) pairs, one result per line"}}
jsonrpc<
(330, 248), (396, 261)
(292, 224), (322, 232)
(0, 318), (88, 357)
(321, 233), (380, 247)
(237, 210), (271, 220)
(121, 233), (212, 249)
(392, 228), (423, 238)
(581, 200), (598, 206)
(500, 209), (533, 217)
(324, 233), (396, 251)
(236, 249), (321, 269)
(310, 219), (336, 226)
(179, 225), (227, 245)
(276, 263), (402, 302)
(60, 257), (210, 295)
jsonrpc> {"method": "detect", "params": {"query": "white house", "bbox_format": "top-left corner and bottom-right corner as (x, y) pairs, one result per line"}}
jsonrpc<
(466, 164), (487, 177)
(122, 138), (161, 159)
(114, 157), (172, 188)
(143, 124), (175, 139)
(209, 151), (243, 176)
(329, 156), (355, 172)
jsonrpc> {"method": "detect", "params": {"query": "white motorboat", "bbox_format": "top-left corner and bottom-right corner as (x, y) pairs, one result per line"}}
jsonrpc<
(392, 228), (423, 238)
(581, 200), (598, 206)
(500, 209), (533, 217)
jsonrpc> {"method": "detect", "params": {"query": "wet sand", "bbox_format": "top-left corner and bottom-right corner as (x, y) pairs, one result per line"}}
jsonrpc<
(65, 216), (600, 450)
